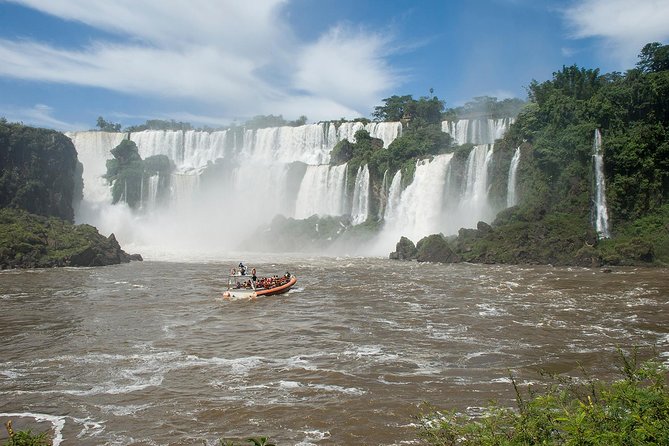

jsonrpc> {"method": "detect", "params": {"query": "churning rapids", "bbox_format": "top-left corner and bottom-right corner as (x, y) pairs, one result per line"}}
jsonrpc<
(1, 257), (668, 445)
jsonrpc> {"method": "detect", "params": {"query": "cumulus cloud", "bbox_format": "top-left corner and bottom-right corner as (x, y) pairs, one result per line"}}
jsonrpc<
(294, 25), (398, 114)
(563, 0), (669, 67)
(0, 0), (402, 124)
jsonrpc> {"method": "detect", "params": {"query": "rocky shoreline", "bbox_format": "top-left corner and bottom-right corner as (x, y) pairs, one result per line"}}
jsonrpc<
(0, 208), (142, 269)
(390, 215), (660, 268)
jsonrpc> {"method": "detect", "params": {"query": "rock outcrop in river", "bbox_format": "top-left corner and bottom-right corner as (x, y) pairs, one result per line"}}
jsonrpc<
(0, 208), (142, 269)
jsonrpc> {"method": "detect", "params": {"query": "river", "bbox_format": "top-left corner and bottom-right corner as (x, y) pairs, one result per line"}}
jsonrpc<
(1, 257), (668, 445)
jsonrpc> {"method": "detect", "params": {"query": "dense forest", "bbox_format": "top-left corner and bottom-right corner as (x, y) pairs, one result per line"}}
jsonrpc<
(385, 42), (669, 266)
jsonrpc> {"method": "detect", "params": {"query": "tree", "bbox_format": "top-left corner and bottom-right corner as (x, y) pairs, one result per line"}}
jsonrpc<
(291, 115), (308, 126)
(372, 95), (414, 121)
(636, 42), (669, 73)
(96, 116), (121, 132)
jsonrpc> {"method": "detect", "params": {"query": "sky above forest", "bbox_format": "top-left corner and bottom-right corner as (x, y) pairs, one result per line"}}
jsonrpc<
(1, 0), (668, 131)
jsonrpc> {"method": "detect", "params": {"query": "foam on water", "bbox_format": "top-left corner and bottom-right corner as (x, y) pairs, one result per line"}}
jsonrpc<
(0, 412), (67, 446)
(1, 260), (667, 444)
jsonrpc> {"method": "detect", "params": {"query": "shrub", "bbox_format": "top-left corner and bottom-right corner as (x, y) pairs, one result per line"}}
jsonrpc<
(416, 351), (669, 445)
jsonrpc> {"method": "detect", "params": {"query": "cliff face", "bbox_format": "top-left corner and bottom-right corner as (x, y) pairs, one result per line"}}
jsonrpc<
(0, 122), (141, 268)
(0, 121), (82, 222)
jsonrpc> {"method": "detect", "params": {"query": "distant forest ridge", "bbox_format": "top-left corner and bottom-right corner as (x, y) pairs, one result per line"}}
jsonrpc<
(92, 95), (526, 134)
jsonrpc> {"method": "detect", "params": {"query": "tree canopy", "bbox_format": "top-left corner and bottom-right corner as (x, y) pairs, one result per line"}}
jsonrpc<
(372, 94), (445, 125)
(96, 116), (122, 132)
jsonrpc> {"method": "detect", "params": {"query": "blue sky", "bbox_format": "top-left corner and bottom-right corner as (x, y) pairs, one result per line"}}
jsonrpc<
(1, 0), (668, 131)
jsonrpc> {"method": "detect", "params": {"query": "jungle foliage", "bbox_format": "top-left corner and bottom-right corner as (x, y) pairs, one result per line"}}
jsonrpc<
(333, 93), (455, 202)
(417, 351), (669, 446)
(95, 116), (121, 132)
(422, 42), (669, 266)
(124, 119), (193, 132)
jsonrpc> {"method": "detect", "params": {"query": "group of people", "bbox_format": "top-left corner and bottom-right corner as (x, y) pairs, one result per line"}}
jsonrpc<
(230, 262), (292, 290)
(255, 273), (292, 290)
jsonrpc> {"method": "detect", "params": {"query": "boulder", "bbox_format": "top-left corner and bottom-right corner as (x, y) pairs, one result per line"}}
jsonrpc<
(389, 236), (417, 260)
(415, 234), (461, 263)
(0, 209), (142, 269)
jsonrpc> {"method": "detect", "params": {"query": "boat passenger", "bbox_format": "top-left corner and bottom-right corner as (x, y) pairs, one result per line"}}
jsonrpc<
(239, 262), (247, 275)
(251, 268), (257, 282)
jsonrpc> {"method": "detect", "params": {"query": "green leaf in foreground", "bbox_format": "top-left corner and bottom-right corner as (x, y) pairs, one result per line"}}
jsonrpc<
(416, 351), (669, 445)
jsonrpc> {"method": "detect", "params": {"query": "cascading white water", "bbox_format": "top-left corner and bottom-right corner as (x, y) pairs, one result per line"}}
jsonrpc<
(442, 118), (514, 145)
(131, 130), (185, 165)
(380, 154), (454, 245)
(67, 117), (514, 256)
(377, 170), (388, 220)
(171, 172), (200, 205)
(294, 164), (348, 218)
(457, 144), (495, 227)
(65, 131), (126, 206)
(507, 147), (521, 207)
(593, 129), (611, 239)
(350, 165), (370, 225)
(334, 121), (402, 149)
(183, 130), (230, 169)
(384, 170), (402, 221)
(146, 174), (160, 210)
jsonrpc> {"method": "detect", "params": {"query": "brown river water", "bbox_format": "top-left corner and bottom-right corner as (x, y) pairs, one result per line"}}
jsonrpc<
(1, 257), (668, 445)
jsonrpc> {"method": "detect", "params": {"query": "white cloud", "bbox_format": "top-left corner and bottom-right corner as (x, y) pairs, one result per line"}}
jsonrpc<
(0, 0), (403, 125)
(0, 103), (85, 130)
(563, 0), (669, 67)
(295, 25), (398, 116)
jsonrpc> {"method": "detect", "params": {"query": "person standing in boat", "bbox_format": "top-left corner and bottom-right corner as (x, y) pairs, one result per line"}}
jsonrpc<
(238, 262), (247, 275)
(251, 268), (257, 283)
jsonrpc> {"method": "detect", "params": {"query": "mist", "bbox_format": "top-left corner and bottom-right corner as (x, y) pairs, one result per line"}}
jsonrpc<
(67, 118), (514, 261)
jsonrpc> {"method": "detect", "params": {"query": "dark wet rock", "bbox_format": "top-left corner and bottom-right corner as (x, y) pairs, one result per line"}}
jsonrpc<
(389, 236), (417, 260)
(415, 234), (461, 263)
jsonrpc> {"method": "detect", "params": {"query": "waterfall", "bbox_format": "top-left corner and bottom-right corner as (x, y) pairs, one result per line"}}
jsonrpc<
(131, 130), (185, 165)
(382, 154), (453, 243)
(383, 170), (402, 220)
(294, 164), (348, 218)
(67, 117), (513, 256)
(442, 118), (514, 145)
(171, 172), (199, 205)
(377, 170), (389, 220)
(458, 144), (495, 226)
(65, 131), (126, 205)
(350, 165), (370, 225)
(507, 147), (521, 207)
(334, 121), (402, 149)
(146, 174), (160, 209)
(592, 129), (611, 239)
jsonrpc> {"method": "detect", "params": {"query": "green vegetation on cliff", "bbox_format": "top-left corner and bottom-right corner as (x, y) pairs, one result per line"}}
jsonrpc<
(0, 208), (140, 268)
(105, 139), (172, 209)
(0, 120), (82, 222)
(392, 42), (669, 266)
(0, 121), (141, 268)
